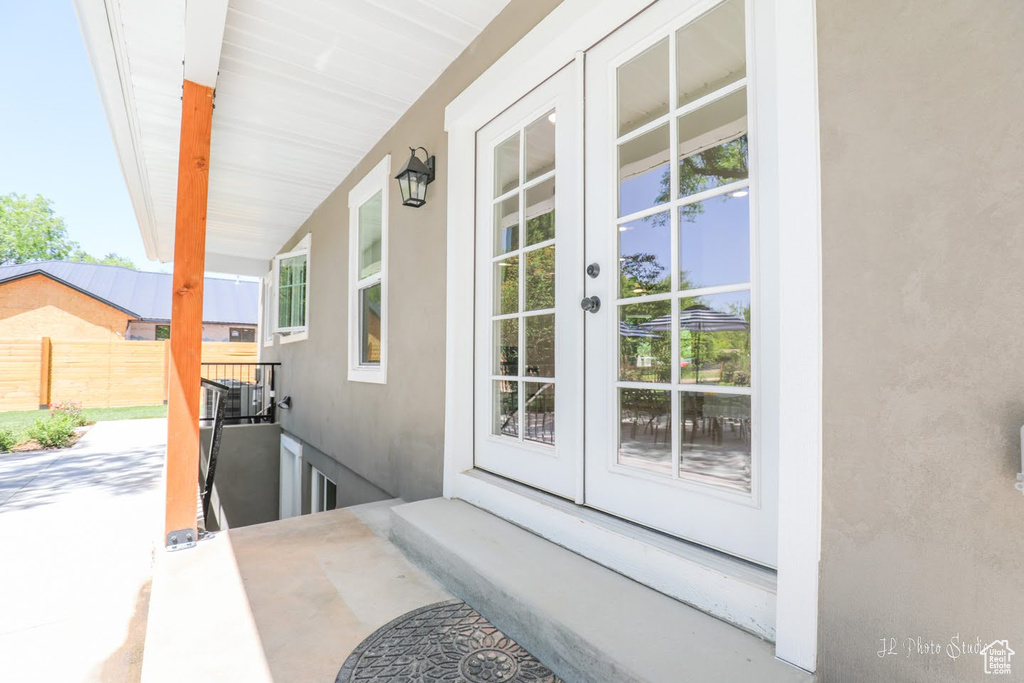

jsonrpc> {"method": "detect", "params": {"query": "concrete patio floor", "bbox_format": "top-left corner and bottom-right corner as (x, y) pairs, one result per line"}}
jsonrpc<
(0, 418), (167, 683)
(141, 500), (452, 683)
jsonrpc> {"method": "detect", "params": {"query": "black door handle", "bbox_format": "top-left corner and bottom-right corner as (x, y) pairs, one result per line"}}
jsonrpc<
(580, 296), (601, 313)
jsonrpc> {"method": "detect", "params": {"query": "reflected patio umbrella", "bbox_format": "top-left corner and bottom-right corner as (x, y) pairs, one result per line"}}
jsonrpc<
(619, 321), (660, 338)
(640, 304), (748, 383)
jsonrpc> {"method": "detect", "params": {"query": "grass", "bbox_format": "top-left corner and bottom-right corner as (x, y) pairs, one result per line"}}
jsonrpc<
(0, 404), (167, 444)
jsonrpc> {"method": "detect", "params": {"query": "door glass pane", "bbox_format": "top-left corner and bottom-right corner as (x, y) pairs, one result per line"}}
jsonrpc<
(618, 123), (670, 217)
(679, 193), (749, 291)
(677, 89), (748, 199)
(678, 291), (750, 386)
(524, 314), (555, 378)
(524, 382), (555, 445)
(359, 283), (381, 364)
(494, 256), (519, 315)
(525, 110), (556, 182)
(494, 195), (519, 255)
(618, 38), (669, 136)
(619, 211), (671, 298)
(493, 380), (519, 437)
(679, 392), (751, 493)
(676, 0), (746, 108)
(494, 132), (520, 197)
(618, 388), (671, 474)
(325, 478), (337, 509)
(358, 191), (383, 278)
(494, 318), (519, 376)
(525, 246), (555, 311)
(619, 300), (671, 382)
(525, 178), (556, 245)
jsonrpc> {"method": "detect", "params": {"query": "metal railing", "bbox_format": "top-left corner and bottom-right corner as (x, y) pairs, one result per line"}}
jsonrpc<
(200, 377), (228, 528)
(199, 362), (280, 426)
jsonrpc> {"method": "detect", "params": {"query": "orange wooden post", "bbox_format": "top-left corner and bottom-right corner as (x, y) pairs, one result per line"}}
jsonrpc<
(165, 79), (215, 549)
(38, 337), (51, 409)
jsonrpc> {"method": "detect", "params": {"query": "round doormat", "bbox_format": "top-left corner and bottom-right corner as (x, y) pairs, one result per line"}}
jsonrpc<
(336, 599), (564, 683)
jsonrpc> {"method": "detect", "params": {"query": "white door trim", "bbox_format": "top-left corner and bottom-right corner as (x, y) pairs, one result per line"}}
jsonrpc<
(279, 433), (303, 519)
(443, 0), (821, 671)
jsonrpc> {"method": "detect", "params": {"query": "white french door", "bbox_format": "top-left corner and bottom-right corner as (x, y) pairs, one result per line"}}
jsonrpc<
(473, 0), (778, 567)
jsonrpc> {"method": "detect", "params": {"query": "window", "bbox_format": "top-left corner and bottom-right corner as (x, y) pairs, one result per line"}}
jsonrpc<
(348, 155), (390, 383)
(261, 270), (274, 346)
(155, 324), (170, 340)
(274, 233), (311, 343)
(311, 467), (336, 513)
(230, 327), (256, 343)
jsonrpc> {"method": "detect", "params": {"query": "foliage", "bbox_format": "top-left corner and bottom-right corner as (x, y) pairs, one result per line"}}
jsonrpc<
(69, 250), (136, 268)
(0, 428), (16, 453)
(49, 400), (88, 427)
(653, 133), (748, 226)
(28, 413), (77, 449)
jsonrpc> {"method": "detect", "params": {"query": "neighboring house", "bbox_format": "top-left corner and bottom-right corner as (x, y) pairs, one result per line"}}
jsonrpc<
(78, 0), (1024, 680)
(0, 261), (258, 341)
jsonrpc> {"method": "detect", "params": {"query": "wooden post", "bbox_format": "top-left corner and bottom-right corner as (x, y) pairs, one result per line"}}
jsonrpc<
(165, 79), (214, 548)
(39, 337), (51, 409)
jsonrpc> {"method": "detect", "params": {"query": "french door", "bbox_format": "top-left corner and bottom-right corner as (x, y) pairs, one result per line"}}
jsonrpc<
(474, 0), (778, 567)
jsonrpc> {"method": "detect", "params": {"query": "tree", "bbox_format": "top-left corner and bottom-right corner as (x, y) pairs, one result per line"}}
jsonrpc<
(69, 250), (136, 268)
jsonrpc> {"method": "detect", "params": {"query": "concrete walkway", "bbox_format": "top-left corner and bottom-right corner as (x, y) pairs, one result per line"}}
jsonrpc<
(0, 418), (167, 683)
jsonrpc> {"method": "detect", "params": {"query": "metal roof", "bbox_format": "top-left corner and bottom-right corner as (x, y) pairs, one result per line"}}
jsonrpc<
(0, 261), (258, 325)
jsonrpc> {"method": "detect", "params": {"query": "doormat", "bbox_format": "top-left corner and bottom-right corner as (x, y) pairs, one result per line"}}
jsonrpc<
(336, 599), (564, 683)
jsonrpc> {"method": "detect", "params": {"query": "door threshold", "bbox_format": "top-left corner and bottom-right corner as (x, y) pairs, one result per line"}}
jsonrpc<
(451, 468), (777, 640)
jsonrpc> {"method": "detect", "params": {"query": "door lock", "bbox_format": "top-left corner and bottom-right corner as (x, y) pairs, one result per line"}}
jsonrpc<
(580, 296), (601, 313)
(586, 262), (601, 278)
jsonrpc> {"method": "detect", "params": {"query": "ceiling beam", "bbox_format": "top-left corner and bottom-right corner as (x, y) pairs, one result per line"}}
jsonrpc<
(183, 0), (230, 89)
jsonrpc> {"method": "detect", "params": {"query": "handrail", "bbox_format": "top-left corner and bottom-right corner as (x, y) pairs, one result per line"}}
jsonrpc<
(200, 378), (228, 527)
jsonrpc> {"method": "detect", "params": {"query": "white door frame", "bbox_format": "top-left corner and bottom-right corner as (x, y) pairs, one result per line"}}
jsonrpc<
(442, 0), (821, 671)
(279, 433), (303, 519)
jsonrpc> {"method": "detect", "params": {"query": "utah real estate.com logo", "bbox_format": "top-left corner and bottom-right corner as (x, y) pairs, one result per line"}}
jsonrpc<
(981, 640), (1014, 675)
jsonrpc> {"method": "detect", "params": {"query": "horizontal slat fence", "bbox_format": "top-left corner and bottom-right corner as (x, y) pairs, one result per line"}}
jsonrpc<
(0, 339), (258, 411)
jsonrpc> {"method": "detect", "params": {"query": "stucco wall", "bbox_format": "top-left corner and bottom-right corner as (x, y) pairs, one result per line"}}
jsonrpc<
(816, 1), (1024, 680)
(0, 274), (131, 340)
(200, 423), (281, 530)
(263, 0), (563, 503)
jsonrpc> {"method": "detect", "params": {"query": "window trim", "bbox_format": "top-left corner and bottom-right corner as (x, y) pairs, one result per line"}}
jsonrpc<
(310, 466), (337, 514)
(261, 269), (275, 347)
(274, 233), (311, 344)
(347, 155), (390, 384)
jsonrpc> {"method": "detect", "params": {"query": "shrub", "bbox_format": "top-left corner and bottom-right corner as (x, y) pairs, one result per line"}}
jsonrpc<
(49, 400), (87, 427)
(0, 428), (16, 453)
(28, 413), (77, 449)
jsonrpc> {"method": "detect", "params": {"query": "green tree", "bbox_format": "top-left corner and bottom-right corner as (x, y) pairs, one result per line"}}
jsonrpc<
(0, 193), (78, 264)
(69, 250), (136, 268)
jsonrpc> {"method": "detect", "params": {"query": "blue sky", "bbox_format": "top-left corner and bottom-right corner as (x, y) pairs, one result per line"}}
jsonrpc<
(0, 0), (166, 272)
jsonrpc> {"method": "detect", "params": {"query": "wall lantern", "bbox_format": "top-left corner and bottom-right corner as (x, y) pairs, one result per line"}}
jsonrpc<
(394, 147), (435, 208)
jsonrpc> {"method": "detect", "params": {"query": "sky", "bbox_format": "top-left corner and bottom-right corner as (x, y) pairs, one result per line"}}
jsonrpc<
(0, 0), (168, 273)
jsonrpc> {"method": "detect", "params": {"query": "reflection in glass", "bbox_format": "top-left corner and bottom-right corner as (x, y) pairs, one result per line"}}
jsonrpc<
(278, 255), (307, 329)
(494, 132), (520, 197)
(493, 381), (518, 438)
(618, 123), (670, 217)
(677, 291), (750, 386)
(679, 194), (749, 290)
(524, 382), (555, 445)
(494, 256), (519, 316)
(618, 388), (671, 474)
(619, 212), (670, 298)
(677, 89), (748, 199)
(619, 300), (671, 382)
(680, 392), (751, 493)
(525, 178), (555, 245)
(494, 196), (519, 255)
(525, 246), (555, 311)
(525, 314), (555, 378)
(525, 111), (556, 182)
(617, 38), (669, 136)
(359, 283), (382, 364)
(494, 318), (519, 376)
(358, 191), (382, 278)
(676, 0), (746, 107)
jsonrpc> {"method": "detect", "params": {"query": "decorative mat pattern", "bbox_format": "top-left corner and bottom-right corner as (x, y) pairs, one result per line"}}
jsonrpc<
(336, 600), (564, 683)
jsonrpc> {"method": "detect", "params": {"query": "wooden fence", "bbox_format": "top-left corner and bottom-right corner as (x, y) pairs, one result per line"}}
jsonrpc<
(0, 338), (258, 411)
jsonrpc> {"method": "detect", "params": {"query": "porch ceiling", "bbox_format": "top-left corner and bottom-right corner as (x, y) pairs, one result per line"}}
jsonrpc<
(76, 0), (511, 275)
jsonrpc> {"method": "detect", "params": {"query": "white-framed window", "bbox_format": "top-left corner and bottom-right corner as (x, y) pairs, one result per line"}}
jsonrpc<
(261, 269), (275, 347)
(274, 233), (311, 343)
(348, 155), (390, 383)
(311, 466), (337, 513)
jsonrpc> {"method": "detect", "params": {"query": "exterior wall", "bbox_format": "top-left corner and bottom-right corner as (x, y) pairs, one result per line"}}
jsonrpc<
(200, 423), (281, 530)
(816, 1), (1024, 680)
(263, 0), (563, 503)
(0, 274), (131, 340)
(126, 321), (255, 342)
(298, 439), (392, 515)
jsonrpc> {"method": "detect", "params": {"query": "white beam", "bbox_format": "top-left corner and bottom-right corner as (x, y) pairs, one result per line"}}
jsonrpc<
(183, 0), (229, 88)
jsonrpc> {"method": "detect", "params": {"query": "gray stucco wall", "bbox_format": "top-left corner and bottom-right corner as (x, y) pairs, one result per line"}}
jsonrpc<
(200, 423), (281, 530)
(817, 1), (1024, 680)
(297, 436), (392, 515)
(262, 0), (563, 503)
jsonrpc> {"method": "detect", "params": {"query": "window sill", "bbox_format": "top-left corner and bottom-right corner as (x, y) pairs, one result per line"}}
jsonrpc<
(348, 365), (387, 384)
(278, 330), (308, 344)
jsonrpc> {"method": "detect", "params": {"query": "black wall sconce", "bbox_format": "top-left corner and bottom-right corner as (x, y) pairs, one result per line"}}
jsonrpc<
(394, 147), (435, 208)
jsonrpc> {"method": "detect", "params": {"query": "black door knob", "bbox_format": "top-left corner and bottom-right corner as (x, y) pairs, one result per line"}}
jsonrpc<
(580, 296), (601, 313)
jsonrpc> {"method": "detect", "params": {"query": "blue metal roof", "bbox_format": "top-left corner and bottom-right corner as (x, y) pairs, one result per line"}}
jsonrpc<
(0, 261), (259, 325)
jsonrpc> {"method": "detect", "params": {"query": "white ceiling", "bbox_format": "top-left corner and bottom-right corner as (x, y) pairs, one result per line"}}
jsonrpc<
(78, 0), (511, 275)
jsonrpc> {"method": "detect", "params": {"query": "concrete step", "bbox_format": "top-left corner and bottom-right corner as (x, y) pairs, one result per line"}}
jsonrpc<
(391, 498), (812, 683)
